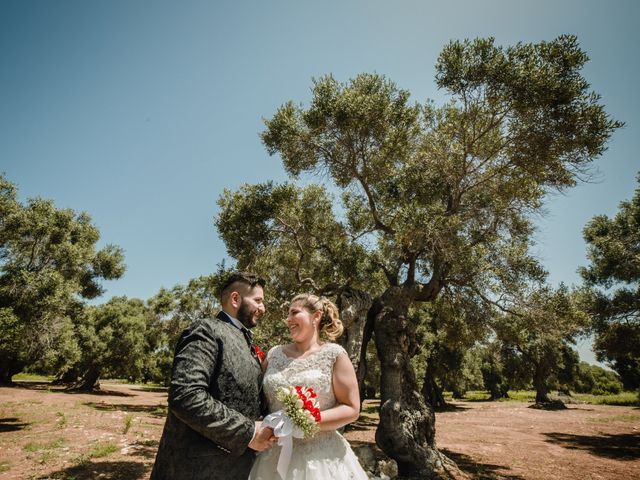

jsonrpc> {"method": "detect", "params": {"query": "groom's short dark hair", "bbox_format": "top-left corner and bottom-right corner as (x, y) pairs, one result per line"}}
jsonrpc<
(218, 271), (265, 301)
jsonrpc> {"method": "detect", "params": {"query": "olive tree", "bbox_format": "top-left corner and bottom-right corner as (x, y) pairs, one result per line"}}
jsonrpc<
(217, 36), (620, 476)
(581, 175), (640, 390)
(0, 175), (125, 384)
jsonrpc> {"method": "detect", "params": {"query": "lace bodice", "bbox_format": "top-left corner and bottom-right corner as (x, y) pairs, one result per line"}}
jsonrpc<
(263, 343), (346, 414)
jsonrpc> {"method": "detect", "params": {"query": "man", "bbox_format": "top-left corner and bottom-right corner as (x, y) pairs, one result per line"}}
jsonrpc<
(151, 272), (274, 480)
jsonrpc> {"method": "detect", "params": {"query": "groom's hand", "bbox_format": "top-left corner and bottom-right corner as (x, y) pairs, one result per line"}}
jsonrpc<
(248, 422), (276, 452)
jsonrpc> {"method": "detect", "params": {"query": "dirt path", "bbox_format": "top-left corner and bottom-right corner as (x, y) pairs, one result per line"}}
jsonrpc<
(0, 383), (638, 479)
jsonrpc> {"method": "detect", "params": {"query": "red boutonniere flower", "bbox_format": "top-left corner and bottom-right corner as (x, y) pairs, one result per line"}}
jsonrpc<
(254, 344), (265, 362)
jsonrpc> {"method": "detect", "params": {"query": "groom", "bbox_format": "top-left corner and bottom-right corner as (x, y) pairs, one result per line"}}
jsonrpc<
(151, 272), (274, 480)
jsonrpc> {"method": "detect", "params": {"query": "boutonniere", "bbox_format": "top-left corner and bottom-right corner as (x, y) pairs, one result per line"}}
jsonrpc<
(254, 344), (266, 362)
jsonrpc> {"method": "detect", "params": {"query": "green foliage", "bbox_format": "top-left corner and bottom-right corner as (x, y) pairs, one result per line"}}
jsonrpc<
(462, 390), (538, 402)
(56, 411), (68, 429)
(122, 414), (134, 434)
(461, 389), (638, 406)
(412, 293), (489, 402)
(10, 372), (53, 381)
(572, 361), (623, 394)
(216, 36), (621, 471)
(252, 36), (620, 327)
(262, 74), (422, 186)
(435, 36), (619, 183)
(73, 296), (151, 388)
(145, 275), (221, 385)
(452, 348), (485, 396)
(23, 438), (64, 452)
(89, 441), (119, 458)
(492, 284), (592, 402)
(581, 176), (640, 389)
(479, 341), (511, 399)
(216, 181), (380, 349)
(363, 336), (381, 399)
(0, 175), (125, 382)
(572, 391), (639, 406)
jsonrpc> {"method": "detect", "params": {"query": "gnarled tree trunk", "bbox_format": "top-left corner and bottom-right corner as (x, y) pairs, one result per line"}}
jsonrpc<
(374, 288), (465, 479)
(422, 360), (446, 409)
(356, 304), (377, 402)
(0, 358), (23, 386)
(337, 287), (372, 373)
(53, 368), (79, 385)
(75, 365), (101, 391)
(533, 361), (551, 404)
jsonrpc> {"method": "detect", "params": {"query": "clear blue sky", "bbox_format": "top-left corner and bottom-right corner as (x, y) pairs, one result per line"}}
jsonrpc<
(1, 0), (638, 364)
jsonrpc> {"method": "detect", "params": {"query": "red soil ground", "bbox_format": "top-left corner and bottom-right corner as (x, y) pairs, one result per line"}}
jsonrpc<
(0, 383), (638, 479)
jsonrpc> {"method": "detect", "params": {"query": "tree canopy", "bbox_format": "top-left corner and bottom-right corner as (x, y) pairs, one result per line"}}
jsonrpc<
(0, 175), (125, 384)
(581, 174), (640, 389)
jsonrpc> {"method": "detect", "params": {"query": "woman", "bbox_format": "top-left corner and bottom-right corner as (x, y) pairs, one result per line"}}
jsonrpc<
(249, 294), (368, 480)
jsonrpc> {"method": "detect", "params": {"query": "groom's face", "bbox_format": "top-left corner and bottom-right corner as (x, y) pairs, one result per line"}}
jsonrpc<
(236, 285), (266, 329)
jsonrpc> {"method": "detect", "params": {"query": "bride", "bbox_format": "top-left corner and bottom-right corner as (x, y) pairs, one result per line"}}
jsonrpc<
(249, 293), (369, 480)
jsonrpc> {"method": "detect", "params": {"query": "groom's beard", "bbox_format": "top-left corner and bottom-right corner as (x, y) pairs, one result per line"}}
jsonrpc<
(237, 298), (261, 329)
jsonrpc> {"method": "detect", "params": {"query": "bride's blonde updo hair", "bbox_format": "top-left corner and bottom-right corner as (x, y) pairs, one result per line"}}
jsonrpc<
(290, 294), (344, 341)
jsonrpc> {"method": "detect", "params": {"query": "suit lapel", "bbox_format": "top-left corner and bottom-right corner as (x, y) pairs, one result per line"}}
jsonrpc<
(216, 311), (263, 367)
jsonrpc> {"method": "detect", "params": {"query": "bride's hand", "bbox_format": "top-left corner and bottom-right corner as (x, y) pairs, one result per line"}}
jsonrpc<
(248, 423), (276, 451)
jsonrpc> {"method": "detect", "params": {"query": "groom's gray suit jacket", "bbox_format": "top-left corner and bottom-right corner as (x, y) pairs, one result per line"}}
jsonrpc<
(150, 311), (264, 480)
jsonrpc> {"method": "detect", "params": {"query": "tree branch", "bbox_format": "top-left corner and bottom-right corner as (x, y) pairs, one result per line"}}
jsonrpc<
(413, 259), (447, 302)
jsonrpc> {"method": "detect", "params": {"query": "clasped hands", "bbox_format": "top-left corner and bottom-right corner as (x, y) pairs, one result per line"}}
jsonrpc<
(248, 421), (277, 452)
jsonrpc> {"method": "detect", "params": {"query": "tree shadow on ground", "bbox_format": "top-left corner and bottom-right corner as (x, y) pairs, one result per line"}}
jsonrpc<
(0, 417), (30, 432)
(14, 381), (137, 398)
(361, 400), (380, 414)
(130, 385), (168, 393)
(38, 460), (148, 479)
(349, 439), (377, 448)
(528, 400), (567, 410)
(544, 432), (640, 460)
(434, 403), (472, 412)
(440, 449), (525, 480)
(64, 387), (136, 397)
(461, 397), (503, 403)
(128, 439), (160, 459)
(84, 402), (167, 417)
(528, 403), (594, 412)
(13, 381), (55, 390)
(346, 414), (378, 433)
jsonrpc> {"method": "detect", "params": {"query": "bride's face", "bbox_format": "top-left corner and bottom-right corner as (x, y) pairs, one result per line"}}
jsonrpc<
(287, 301), (320, 343)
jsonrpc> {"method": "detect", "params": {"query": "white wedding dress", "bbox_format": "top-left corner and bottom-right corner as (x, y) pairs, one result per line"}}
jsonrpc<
(249, 343), (369, 480)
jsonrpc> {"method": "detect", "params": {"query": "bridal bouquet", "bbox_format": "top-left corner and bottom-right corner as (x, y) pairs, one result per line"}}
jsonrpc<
(262, 385), (321, 478)
(276, 385), (321, 438)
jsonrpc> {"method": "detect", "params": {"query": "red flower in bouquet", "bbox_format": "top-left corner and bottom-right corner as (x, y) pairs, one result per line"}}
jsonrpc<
(294, 385), (322, 424)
